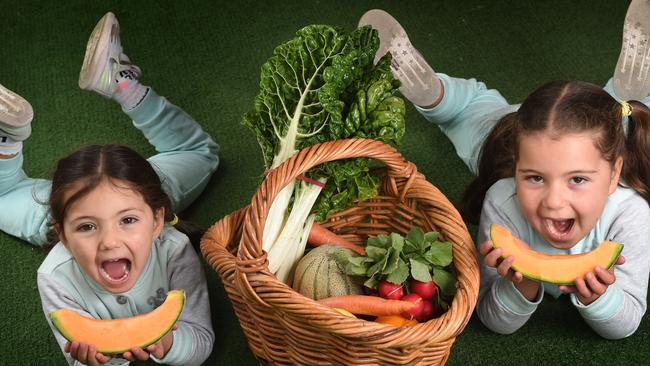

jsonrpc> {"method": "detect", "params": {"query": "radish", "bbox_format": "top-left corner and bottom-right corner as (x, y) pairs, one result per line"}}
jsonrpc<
(410, 278), (438, 300)
(400, 293), (424, 320)
(378, 280), (404, 300)
(415, 300), (434, 322)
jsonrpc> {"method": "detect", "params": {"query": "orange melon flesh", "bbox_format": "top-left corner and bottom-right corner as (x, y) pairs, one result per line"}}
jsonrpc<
(489, 224), (623, 285)
(49, 289), (185, 354)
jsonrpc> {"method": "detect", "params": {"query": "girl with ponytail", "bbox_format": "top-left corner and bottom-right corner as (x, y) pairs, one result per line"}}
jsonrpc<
(360, 1), (650, 340)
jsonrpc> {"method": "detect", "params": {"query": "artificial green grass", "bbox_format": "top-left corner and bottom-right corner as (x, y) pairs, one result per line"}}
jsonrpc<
(1, 0), (648, 364)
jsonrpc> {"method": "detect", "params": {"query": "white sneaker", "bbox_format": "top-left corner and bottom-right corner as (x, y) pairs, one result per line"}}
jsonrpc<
(0, 84), (33, 141)
(78, 12), (141, 98)
(613, 0), (650, 101)
(359, 9), (441, 107)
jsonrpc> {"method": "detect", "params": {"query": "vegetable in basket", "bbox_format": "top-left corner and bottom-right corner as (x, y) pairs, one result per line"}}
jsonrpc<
(242, 24), (406, 283)
(342, 227), (458, 321)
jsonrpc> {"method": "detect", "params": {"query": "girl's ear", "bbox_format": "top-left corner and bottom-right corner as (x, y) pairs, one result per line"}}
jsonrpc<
(152, 207), (165, 239)
(609, 156), (624, 194)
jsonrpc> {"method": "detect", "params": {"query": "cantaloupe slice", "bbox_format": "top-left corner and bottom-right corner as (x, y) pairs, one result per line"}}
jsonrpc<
(49, 289), (185, 354)
(489, 224), (623, 285)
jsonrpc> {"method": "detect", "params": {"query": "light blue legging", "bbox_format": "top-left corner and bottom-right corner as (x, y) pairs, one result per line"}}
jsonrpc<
(415, 74), (650, 175)
(0, 89), (219, 246)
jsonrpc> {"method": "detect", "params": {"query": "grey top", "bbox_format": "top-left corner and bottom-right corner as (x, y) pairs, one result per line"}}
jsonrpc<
(37, 226), (214, 365)
(475, 178), (650, 339)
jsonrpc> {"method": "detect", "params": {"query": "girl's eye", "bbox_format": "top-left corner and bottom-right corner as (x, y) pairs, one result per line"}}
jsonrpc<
(122, 216), (139, 225)
(525, 175), (544, 183)
(76, 223), (96, 232)
(570, 176), (587, 185)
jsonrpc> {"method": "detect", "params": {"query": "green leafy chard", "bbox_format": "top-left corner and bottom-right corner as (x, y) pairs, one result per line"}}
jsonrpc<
(242, 24), (405, 283)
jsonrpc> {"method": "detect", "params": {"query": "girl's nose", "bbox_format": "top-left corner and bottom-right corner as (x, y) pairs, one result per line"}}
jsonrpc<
(543, 184), (566, 209)
(99, 228), (121, 250)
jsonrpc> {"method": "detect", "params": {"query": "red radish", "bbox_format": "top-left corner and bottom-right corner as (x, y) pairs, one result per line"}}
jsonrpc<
(378, 280), (404, 300)
(415, 300), (434, 322)
(410, 278), (438, 300)
(400, 293), (424, 320)
(308, 222), (365, 255)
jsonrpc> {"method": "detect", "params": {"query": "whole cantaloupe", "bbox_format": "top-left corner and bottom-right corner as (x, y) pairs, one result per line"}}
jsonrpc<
(292, 245), (363, 300)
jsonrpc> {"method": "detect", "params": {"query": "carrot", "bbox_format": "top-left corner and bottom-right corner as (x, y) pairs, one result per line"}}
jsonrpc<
(374, 315), (419, 327)
(308, 222), (365, 256)
(317, 295), (415, 317)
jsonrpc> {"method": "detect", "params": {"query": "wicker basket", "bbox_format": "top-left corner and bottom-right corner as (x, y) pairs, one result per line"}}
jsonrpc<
(201, 138), (479, 365)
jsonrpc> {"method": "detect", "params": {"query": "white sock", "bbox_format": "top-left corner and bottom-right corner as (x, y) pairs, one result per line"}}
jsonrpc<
(0, 135), (22, 155)
(113, 68), (149, 111)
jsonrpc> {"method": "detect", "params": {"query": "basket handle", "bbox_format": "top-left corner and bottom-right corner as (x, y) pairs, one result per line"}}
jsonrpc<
(235, 138), (419, 300)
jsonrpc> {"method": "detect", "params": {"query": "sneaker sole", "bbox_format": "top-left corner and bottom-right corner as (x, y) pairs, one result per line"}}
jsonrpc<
(78, 12), (116, 91)
(0, 84), (33, 129)
(359, 9), (410, 65)
(358, 9), (438, 106)
(613, 0), (650, 100)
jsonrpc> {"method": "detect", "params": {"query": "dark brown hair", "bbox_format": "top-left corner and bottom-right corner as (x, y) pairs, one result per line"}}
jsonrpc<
(460, 80), (650, 224)
(47, 144), (204, 246)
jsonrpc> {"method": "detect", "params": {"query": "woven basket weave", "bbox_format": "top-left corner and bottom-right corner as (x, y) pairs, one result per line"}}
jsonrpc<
(201, 138), (479, 365)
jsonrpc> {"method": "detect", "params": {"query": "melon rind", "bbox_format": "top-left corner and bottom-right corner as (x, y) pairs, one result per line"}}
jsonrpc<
(49, 289), (185, 354)
(489, 224), (624, 285)
(292, 245), (363, 300)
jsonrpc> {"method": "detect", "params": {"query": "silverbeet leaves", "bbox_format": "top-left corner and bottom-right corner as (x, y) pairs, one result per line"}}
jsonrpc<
(242, 24), (406, 221)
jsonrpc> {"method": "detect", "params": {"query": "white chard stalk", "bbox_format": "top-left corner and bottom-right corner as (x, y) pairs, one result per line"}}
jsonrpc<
(274, 213), (316, 286)
(267, 179), (326, 281)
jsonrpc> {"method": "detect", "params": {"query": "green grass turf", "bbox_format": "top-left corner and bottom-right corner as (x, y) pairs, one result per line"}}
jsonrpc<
(1, 0), (649, 364)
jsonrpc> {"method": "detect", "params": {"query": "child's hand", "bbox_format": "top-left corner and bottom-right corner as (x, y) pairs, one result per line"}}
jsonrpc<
(480, 240), (540, 301)
(122, 323), (177, 361)
(64, 341), (111, 366)
(559, 255), (626, 305)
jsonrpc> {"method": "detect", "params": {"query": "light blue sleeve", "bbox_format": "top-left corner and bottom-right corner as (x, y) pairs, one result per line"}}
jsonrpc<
(151, 235), (214, 365)
(475, 179), (543, 334)
(569, 194), (650, 339)
(414, 73), (519, 174)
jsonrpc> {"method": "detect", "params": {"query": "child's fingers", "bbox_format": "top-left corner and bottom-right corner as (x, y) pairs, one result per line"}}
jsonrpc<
(85, 345), (101, 366)
(584, 271), (607, 295)
(122, 351), (134, 361)
(68, 341), (80, 359)
(95, 351), (111, 364)
(146, 342), (164, 359)
(479, 241), (494, 257)
(559, 285), (576, 293)
(482, 247), (503, 268)
(616, 255), (626, 266)
(574, 277), (593, 299)
(496, 255), (514, 277)
(594, 266), (616, 285)
(75, 343), (90, 364)
(128, 347), (151, 361)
